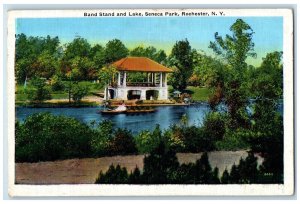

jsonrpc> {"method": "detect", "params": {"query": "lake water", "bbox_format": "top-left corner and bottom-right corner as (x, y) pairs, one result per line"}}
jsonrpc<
(16, 102), (283, 135)
(16, 104), (211, 134)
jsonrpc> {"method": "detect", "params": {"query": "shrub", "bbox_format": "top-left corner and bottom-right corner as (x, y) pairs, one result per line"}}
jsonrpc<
(27, 77), (52, 102)
(95, 164), (128, 184)
(164, 127), (185, 152)
(135, 125), (163, 154)
(71, 83), (89, 103)
(166, 124), (216, 153)
(15, 113), (93, 162)
(220, 153), (261, 184)
(128, 166), (142, 184)
(142, 141), (180, 184)
(215, 128), (250, 151)
(50, 75), (65, 91)
(202, 112), (226, 141)
(91, 120), (114, 156)
(107, 128), (137, 156)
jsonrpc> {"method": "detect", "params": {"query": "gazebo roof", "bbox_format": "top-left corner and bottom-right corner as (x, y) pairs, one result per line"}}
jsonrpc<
(113, 57), (173, 73)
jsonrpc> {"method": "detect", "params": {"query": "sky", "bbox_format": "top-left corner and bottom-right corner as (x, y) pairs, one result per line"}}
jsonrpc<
(16, 17), (283, 66)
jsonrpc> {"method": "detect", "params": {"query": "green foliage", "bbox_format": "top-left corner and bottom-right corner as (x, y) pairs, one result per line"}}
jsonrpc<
(247, 115), (283, 183)
(129, 46), (167, 63)
(192, 153), (220, 184)
(202, 112), (226, 141)
(209, 18), (256, 74)
(127, 72), (148, 83)
(107, 128), (138, 156)
(247, 51), (284, 183)
(98, 65), (118, 100)
(15, 113), (93, 162)
(192, 51), (226, 88)
(60, 37), (99, 80)
(95, 164), (129, 184)
(135, 125), (162, 154)
(71, 83), (89, 103)
(89, 44), (106, 69)
(209, 19), (257, 129)
(128, 166), (142, 184)
(50, 75), (65, 91)
(15, 34), (60, 83)
(27, 77), (52, 102)
(104, 39), (129, 64)
(94, 147), (221, 184)
(215, 128), (250, 151)
(220, 153), (262, 184)
(221, 169), (230, 184)
(91, 120), (114, 156)
(168, 39), (193, 91)
(142, 141), (180, 184)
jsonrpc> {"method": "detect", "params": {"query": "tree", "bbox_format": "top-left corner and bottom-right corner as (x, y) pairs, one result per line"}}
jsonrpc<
(130, 46), (167, 64)
(15, 34), (60, 83)
(60, 37), (97, 80)
(27, 77), (52, 103)
(248, 51), (284, 183)
(142, 141), (180, 184)
(104, 39), (129, 64)
(95, 164), (129, 184)
(192, 51), (227, 109)
(221, 169), (230, 184)
(91, 120), (114, 156)
(128, 166), (142, 184)
(50, 74), (65, 91)
(90, 44), (106, 70)
(98, 65), (118, 100)
(168, 39), (193, 91)
(15, 113), (93, 162)
(71, 83), (89, 103)
(108, 128), (137, 156)
(135, 124), (163, 154)
(209, 18), (257, 129)
(209, 19), (256, 75)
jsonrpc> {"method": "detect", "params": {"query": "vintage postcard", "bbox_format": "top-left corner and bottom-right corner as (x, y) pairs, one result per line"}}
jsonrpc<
(6, 8), (294, 196)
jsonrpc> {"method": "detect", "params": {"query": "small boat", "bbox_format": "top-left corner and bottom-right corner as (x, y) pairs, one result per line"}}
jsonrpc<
(99, 104), (156, 114)
(126, 108), (156, 114)
(101, 110), (126, 114)
(100, 104), (127, 114)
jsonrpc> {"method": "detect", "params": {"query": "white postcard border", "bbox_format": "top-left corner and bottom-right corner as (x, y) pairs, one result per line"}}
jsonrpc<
(6, 8), (294, 197)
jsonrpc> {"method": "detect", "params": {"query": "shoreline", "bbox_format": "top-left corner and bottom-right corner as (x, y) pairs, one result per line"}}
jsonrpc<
(16, 97), (207, 108)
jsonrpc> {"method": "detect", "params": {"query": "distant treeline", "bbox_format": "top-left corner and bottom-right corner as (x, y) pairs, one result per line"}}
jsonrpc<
(15, 34), (169, 83)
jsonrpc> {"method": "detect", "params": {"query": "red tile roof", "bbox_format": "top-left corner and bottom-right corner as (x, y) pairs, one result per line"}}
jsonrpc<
(113, 57), (173, 72)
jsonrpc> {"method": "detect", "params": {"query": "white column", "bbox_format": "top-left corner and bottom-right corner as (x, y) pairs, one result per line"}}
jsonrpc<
(123, 71), (127, 87)
(151, 73), (154, 84)
(164, 73), (167, 87)
(141, 90), (146, 100)
(160, 72), (163, 87)
(154, 73), (156, 86)
(117, 72), (121, 86)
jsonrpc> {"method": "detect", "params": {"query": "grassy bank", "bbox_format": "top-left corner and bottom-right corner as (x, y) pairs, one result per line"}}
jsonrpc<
(15, 81), (104, 106)
(186, 86), (211, 101)
(15, 101), (99, 108)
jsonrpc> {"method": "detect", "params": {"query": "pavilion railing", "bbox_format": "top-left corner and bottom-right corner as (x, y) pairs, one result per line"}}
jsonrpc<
(123, 82), (161, 87)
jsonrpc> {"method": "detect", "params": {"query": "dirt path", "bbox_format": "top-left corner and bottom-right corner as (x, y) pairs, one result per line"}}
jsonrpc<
(44, 95), (103, 104)
(15, 151), (262, 184)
